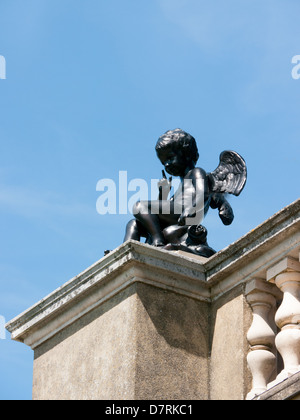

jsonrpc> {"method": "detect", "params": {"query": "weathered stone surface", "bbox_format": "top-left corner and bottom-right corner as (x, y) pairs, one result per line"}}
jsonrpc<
(32, 283), (210, 400)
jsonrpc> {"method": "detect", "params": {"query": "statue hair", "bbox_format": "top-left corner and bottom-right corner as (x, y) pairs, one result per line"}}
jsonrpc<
(155, 128), (199, 165)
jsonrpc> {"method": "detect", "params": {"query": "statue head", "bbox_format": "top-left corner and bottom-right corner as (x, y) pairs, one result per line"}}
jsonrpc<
(155, 129), (199, 176)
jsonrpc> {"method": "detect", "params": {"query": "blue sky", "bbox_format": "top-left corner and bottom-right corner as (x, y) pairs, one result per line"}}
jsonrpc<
(0, 0), (299, 400)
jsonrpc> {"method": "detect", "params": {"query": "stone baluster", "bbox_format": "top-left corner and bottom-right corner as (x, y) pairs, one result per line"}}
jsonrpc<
(267, 257), (300, 385)
(245, 279), (281, 400)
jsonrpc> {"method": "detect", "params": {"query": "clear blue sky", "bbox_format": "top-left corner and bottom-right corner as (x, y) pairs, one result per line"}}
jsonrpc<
(0, 0), (299, 400)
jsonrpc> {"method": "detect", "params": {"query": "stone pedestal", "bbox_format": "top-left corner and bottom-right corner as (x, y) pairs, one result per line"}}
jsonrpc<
(7, 243), (212, 400)
(6, 241), (250, 400)
(33, 282), (210, 400)
(6, 199), (300, 400)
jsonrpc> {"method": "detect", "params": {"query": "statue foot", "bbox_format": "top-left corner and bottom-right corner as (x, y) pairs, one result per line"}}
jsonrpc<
(163, 243), (181, 251)
(152, 237), (166, 247)
(163, 242), (216, 258)
(194, 245), (216, 258)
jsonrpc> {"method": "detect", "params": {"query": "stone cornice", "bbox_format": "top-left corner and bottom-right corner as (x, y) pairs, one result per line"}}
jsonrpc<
(5, 241), (210, 349)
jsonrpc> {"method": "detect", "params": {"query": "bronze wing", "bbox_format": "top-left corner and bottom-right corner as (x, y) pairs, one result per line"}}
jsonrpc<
(207, 151), (247, 196)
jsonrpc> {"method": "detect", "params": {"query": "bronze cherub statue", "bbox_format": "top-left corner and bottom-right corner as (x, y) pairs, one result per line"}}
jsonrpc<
(124, 128), (247, 258)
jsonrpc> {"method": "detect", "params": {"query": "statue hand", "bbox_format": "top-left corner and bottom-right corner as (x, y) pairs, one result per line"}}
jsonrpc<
(178, 209), (196, 226)
(158, 170), (172, 199)
(158, 170), (172, 189)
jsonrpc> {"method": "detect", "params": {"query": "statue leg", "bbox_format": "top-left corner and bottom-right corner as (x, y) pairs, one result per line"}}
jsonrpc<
(132, 200), (178, 247)
(132, 201), (166, 246)
(163, 225), (189, 245)
(124, 219), (147, 242)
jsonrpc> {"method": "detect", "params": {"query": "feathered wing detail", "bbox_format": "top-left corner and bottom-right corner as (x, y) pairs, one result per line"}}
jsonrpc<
(208, 151), (247, 196)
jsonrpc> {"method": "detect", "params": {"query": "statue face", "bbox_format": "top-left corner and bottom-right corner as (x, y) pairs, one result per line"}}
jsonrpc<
(158, 148), (187, 177)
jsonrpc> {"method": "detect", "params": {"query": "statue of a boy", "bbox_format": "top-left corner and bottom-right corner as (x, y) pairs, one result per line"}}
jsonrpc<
(124, 128), (247, 258)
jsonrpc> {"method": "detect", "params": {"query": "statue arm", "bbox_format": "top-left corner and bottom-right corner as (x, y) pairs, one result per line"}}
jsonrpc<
(178, 168), (209, 226)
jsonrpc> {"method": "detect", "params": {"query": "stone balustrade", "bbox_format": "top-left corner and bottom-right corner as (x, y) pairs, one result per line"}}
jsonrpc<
(245, 256), (300, 399)
(245, 279), (280, 399)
